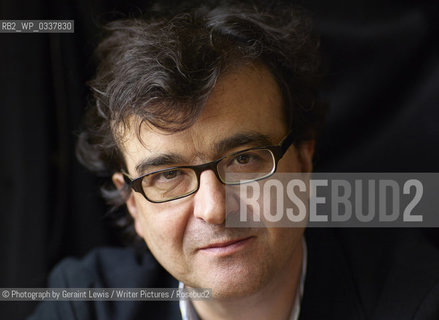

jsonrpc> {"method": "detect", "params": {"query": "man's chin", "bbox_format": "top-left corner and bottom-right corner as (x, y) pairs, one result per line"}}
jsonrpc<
(188, 263), (270, 300)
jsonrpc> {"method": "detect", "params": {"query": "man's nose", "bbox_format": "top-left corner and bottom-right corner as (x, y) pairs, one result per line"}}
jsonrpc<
(193, 170), (226, 225)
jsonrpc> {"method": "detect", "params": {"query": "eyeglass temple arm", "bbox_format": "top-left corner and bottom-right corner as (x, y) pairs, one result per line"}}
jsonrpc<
(280, 131), (295, 154)
(121, 170), (133, 185)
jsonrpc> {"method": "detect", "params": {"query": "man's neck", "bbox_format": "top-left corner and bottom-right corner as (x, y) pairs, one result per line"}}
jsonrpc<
(192, 240), (304, 320)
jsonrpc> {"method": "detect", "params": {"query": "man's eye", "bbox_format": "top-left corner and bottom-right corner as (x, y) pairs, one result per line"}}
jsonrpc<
(144, 170), (184, 187)
(235, 154), (252, 164)
(158, 170), (180, 180)
(223, 150), (274, 174)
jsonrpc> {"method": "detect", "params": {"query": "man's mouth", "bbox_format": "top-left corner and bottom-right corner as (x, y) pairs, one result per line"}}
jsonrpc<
(198, 236), (255, 255)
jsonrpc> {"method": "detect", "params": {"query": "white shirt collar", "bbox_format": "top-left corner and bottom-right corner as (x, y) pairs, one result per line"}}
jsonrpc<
(179, 238), (307, 320)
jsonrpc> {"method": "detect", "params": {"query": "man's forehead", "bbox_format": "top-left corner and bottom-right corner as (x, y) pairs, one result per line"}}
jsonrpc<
(198, 63), (282, 117)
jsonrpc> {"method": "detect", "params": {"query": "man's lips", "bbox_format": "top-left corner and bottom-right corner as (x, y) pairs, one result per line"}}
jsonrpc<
(198, 236), (255, 255)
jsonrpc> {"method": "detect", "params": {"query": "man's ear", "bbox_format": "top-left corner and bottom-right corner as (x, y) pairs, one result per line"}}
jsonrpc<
(297, 140), (315, 173)
(112, 172), (144, 238)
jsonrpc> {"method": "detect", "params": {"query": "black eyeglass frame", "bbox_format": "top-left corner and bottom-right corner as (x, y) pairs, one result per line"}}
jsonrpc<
(122, 131), (295, 203)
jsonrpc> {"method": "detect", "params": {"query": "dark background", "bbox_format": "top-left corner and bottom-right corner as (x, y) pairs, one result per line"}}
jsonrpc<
(0, 1), (438, 319)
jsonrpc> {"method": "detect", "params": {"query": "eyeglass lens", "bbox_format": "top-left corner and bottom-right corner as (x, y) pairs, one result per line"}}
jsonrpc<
(141, 149), (275, 202)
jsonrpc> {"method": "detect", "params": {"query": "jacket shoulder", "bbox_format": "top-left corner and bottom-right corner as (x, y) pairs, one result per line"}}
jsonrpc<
(27, 247), (180, 320)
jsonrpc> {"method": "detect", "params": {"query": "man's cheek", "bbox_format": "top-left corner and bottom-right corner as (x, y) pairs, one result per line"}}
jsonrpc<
(142, 219), (180, 256)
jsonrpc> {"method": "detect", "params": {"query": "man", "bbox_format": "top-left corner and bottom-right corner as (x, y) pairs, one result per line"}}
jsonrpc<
(29, 1), (439, 319)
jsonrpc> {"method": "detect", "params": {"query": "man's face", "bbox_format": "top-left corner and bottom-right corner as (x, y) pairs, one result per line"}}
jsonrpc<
(115, 63), (314, 298)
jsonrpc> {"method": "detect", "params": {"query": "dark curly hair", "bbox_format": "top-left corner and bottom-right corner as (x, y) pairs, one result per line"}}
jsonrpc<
(76, 0), (327, 242)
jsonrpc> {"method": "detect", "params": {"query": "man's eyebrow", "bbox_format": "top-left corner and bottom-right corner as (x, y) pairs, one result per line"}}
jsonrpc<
(135, 153), (186, 175)
(213, 132), (273, 155)
(134, 132), (273, 175)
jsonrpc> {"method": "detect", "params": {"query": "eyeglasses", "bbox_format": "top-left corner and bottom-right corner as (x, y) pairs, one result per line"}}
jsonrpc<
(122, 131), (295, 203)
